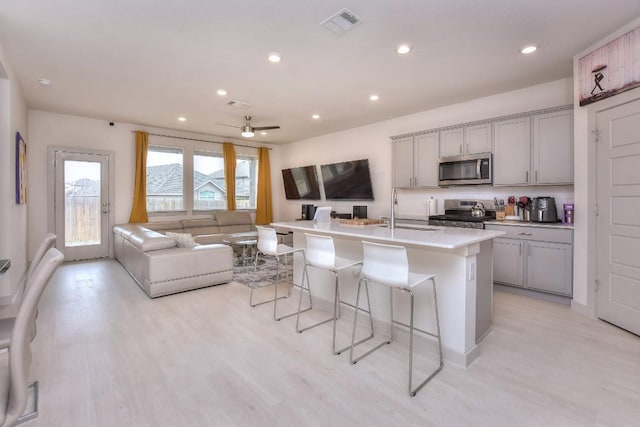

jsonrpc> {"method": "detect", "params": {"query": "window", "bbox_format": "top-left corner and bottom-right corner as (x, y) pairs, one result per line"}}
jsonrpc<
(146, 146), (184, 212)
(193, 151), (258, 210)
(193, 151), (226, 210)
(236, 156), (258, 209)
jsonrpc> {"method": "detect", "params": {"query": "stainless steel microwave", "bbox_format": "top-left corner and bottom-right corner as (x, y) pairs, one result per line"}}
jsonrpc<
(438, 152), (492, 186)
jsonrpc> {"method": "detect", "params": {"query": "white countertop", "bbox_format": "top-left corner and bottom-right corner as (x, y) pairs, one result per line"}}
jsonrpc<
(271, 220), (505, 249)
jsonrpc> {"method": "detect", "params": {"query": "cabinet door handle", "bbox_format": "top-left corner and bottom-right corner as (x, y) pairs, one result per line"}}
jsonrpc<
(518, 232), (533, 236)
(528, 244), (532, 257)
(409, 178), (412, 186)
(525, 171), (529, 182)
(459, 145), (463, 154)
(519, 242), (522, 256)
(535, 170), (538, 183)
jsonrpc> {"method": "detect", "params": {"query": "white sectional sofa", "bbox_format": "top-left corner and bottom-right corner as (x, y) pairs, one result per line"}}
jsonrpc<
(112, 224), (234, 298)
(113, 210), (256, 298)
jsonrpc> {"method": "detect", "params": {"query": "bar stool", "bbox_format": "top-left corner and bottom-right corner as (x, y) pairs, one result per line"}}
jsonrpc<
(350, 240), (443, 396)
(295, 233), (364, 354)
(250, 226), (310, 321)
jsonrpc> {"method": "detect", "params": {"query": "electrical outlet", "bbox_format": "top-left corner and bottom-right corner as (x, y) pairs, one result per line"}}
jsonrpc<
(468, 261), (476, 281)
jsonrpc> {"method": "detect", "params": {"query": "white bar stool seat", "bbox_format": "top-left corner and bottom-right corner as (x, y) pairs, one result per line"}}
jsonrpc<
(250, 226), (309, 321)
(350, 240), (443, 396)
(295, 233), (364, 354)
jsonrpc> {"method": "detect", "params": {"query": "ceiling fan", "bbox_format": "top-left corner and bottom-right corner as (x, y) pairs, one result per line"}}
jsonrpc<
(218, 115), (280, 138)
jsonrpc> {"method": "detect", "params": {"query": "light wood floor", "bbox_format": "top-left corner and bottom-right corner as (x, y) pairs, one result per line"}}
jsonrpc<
(24, 259), (640, 427)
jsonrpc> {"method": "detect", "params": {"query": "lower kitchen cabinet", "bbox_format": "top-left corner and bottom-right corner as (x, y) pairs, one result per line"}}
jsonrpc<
(486, 224), (573, 297)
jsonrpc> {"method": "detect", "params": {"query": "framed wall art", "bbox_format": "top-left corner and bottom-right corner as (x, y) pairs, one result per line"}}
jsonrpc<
(16, 132), (26, 204)
(578, 25), (640, 106)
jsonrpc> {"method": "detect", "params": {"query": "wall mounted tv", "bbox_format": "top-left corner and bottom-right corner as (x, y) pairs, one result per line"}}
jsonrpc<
(281, 165), (321, 200)
(320, 159), (374, 200)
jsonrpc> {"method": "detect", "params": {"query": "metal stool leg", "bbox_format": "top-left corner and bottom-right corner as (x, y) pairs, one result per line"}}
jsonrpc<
(399, 277), (444, 397)
(349, 279), (387, 364)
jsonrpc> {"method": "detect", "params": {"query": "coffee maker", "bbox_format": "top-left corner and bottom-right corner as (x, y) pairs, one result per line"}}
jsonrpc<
(531, 197), (558, 223)
(301, 204), (316, 220)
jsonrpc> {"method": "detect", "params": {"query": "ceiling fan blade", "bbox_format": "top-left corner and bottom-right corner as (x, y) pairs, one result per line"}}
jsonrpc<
(252, 125), (280, 131)
(216, 122), (240, 129)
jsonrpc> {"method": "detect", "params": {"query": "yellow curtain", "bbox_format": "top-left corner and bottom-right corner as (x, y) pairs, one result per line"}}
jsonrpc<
(223, 142), (236, 211)
(255, 147), (273, 225)
(128, 130), (149, 223)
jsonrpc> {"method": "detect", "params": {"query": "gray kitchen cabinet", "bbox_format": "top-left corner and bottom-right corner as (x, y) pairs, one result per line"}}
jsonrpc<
(493, 237), (524, 287)
(440, 123), (491, 157)
(392, 136), (414, 187)
(532, 110), (574, 184)
(494, 108), (573, 186)
(464, 122), (492, 155)
(485, 224), (573, 297)
(392, 132), (439, 188)
(439, 127), (464, 157)
(493, 117), (531, 185)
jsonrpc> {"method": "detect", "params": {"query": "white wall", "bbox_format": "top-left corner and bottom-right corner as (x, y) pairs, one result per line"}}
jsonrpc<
(27, 111), (279, 261)
(572, 16), (640, 314)
(277, 78), (574, 223)
(0, 44), (29, 305)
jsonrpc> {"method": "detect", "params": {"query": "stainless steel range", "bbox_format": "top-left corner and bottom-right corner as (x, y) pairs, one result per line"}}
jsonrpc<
(428, 199), (496, 229)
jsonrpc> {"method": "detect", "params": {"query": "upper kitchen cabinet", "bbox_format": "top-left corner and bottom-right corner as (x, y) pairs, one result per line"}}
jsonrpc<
(440, 123), (492, 157)
(532, 110), (573, 185)
(493, 107), (573, 186)
(493, 117), (531, 185)
(392, 132), (439, 188)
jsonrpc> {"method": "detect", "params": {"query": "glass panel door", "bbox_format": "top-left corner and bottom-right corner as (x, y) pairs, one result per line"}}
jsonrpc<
(54, 151), (110, 260)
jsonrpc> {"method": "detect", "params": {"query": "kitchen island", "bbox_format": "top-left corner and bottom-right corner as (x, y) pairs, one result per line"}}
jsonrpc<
(270, 220), (505, 366)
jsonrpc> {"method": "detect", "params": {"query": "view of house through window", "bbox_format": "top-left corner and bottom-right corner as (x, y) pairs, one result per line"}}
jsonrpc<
(146, 146), (184, 211)
(193, 151), (225, 210)
(193, 151), (258, 210)
(146, 145), (258, 213)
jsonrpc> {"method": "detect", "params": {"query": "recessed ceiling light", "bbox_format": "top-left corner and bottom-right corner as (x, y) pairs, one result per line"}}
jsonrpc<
(217, 89), (227, 96)
(260, 131), (268, 135)
(178, 117), (186, 122)
(521, 45), (538, 54)
(312, 114), (320, 119)
(396, 45), (411, 54)
(38, 78), (52, 86)
(268, 53), (281, 63)
(369, 94), (379, 101)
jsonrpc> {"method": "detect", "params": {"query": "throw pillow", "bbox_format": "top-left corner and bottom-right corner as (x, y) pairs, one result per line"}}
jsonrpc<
(165, 232), (198, 248)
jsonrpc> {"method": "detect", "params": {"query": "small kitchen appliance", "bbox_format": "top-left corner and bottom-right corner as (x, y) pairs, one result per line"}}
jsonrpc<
(563, 203), (574, 225)
(438, 153), (492, 186)
(301, 204), (316, 220)
(531, 197), (558, 223)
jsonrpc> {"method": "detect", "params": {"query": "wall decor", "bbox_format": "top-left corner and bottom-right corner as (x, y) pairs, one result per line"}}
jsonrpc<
(15, 132), (26, 204)
(578, 25), (640, 106)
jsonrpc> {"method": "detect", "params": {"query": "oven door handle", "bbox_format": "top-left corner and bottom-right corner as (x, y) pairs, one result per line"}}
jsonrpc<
(476, 159), (482, 178)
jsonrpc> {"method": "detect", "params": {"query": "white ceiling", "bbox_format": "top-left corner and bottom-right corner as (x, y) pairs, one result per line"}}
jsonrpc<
(1, 1), (640, 144)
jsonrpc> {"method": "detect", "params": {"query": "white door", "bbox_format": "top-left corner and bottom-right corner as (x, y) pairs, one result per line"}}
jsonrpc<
(54, 150), (111, 260)
(596, 98), (640, 335)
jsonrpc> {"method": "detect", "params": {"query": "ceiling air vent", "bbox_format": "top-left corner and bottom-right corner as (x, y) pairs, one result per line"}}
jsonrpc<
(226, 100), (252, 109)
(321, 8), (362, 35)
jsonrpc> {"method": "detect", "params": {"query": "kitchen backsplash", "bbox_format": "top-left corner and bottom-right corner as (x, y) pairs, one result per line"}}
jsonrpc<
(396, 185), (574, 219)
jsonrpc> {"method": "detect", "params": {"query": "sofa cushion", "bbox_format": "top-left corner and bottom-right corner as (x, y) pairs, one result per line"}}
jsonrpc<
(129, 230), (177, 251)
(214, 210), (252, 226)
(165, 232), (198, 248)
(181, 218), (220, 235)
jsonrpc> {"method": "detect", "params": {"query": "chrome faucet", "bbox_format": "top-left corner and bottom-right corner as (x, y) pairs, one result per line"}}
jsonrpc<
(390, 187), (398, 229)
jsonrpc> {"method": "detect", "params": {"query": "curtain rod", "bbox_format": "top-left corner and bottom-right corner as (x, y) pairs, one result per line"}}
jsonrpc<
(131, 131), (271, 150)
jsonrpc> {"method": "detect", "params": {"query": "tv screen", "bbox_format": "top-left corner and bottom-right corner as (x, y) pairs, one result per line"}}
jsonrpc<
(320, 159), (374, 200)
(281, 165), (321, 200)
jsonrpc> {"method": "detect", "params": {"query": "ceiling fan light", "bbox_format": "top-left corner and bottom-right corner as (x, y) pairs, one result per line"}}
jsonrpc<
(241, 125), (254, 137)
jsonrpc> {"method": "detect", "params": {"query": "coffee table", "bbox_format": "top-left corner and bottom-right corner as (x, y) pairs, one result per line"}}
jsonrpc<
(223, 232), (260, 266)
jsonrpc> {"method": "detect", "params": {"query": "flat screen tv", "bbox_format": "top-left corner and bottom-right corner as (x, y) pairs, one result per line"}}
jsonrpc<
(320, 159), (374, 200)
(281, 165), (321, 200)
